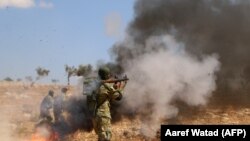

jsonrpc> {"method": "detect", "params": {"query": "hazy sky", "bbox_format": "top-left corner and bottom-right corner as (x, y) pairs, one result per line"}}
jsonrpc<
(0, 0), (134, 84)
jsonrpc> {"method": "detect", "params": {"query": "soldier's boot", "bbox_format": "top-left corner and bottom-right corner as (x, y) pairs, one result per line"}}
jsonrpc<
(98, 130), (111, 141)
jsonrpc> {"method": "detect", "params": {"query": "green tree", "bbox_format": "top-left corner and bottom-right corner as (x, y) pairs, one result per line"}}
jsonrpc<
(4, 77), (13, 82)
(36, 67), (50, 80)
(51, 79), (59, 84)
(65, 65), (77, 85)
(76, 64), (93, 77)
(25, 76), (33, 82)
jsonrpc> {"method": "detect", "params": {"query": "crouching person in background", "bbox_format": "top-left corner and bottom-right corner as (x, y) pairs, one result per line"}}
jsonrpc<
(39, 90), (55, 123)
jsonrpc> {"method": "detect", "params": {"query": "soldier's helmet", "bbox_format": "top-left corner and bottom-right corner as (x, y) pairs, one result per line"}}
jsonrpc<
(48, 90), (54, 97)
(98, 67), (110, 80)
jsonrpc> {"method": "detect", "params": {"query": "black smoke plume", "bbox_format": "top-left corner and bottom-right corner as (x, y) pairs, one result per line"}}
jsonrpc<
(112, 0), (250, 104)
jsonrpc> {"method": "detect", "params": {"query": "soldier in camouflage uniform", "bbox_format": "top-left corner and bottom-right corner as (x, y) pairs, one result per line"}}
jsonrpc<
(92, 67), (124, 141)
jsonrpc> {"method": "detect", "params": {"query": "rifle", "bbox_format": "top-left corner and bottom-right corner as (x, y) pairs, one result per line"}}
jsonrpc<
(100, 75), (129, 84)
(101, 75), (129, 91)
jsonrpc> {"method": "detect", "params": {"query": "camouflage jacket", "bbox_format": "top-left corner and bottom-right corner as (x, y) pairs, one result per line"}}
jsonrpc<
(95, 83), (122, 119)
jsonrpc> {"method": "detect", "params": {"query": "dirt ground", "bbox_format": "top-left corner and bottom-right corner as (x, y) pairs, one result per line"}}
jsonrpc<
(0, 81), (249, 141)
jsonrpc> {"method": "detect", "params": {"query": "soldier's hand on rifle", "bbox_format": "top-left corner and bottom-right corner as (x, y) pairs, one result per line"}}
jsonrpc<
(123, 75), (128, 84)
(113, 83), (118, 89)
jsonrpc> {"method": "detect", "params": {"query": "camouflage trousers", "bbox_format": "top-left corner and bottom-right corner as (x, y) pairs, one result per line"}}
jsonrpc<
(92, 116), (112, 141)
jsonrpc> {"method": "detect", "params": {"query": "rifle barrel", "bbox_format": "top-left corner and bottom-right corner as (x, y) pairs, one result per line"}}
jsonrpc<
(101, 78), (129, 83)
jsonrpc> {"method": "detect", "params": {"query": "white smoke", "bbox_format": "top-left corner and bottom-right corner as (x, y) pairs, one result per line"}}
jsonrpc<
(0, 0), (35, 8)
(122, 35), (220, 138)
(105, 12), (122, 38)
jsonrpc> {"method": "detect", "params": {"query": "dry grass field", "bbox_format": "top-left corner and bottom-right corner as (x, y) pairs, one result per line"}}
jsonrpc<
(0, 81), (249, 141)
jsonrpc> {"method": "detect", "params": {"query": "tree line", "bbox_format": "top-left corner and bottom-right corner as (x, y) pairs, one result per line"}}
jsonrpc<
(2, 64), (93, 86)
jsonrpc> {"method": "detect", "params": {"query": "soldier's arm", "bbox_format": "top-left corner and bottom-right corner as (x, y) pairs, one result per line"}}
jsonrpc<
(102, 83), (123, 101)
(108, 85), (123, 101)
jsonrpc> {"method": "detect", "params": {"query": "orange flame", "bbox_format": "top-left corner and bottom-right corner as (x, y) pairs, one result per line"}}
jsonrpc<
(30, 133), (47, 141)
(29, 132), (59, 141)
(49, 132), (59, 141)
(29, 126), (59, 141)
